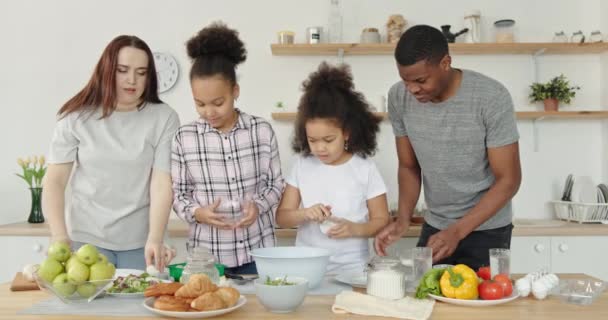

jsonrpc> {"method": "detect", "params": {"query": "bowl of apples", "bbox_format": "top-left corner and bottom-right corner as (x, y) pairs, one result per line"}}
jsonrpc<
(34, 242), (116, 303)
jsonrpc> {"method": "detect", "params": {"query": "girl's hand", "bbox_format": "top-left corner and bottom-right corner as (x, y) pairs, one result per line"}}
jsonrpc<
(303, 204), (332, 222)
(194, 199), (233, 230)
(326, 217), (360, 239)
(235, 200), (259, 228)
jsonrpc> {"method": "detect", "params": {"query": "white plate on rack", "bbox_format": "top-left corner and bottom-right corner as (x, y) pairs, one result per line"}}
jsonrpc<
(334, 271), (367, 288)
(143, 296), (246, 318)
(428, 292), (519, 307)
(570, 176), (597, 203)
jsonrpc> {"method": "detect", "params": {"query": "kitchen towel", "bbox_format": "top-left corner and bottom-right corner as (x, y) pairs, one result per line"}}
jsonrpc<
(10, 272), (40, 291)
(19, 296), (151, 317)
(332, 291), (435, 320)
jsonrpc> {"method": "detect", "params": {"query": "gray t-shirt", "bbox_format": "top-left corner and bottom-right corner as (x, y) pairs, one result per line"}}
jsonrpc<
(388, 69), (519, 230)
(48, 103), (180, 250)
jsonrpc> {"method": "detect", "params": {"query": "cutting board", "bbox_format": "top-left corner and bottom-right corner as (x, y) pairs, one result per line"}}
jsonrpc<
(10, 272), (40, 291)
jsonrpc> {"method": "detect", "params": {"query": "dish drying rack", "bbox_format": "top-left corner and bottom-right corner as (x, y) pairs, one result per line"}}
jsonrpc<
(550, 201), (608, 223)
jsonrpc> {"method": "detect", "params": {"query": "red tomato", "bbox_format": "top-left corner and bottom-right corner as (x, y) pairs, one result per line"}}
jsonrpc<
(478, 280), (504, 300)
(493, 274), (513, 296)
(477, 266), (491, 281)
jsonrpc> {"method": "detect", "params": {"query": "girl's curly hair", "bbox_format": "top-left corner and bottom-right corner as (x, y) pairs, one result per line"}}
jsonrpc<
(292, 62), (380, 157)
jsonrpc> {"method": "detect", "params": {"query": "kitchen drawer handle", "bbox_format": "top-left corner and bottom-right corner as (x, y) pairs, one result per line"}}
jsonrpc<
(558, 244), (569, 252)
(534, 244), (545, 253)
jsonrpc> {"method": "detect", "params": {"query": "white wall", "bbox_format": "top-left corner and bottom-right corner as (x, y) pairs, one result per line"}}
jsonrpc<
(0, 0), (606, 225)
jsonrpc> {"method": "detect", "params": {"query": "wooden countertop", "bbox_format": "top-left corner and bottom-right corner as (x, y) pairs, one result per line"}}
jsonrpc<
(1, 219), (607, 238)
(2, 274), (607, 319)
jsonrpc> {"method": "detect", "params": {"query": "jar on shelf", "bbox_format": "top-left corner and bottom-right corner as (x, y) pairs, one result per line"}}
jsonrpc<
(366, 256), (406, 300)
(463, 10), (481, 43)
(180, 246), (220, 284)
(386, 14), (407, 44)
(360, 28), (381, 43)
(494, 19), (515, 43)
(306, 26), (323, 44)
(571, 30), (585, 43)
(277, 31), (295, 44)
(552, 31), (568, 43)
(589, 30), (603, 43)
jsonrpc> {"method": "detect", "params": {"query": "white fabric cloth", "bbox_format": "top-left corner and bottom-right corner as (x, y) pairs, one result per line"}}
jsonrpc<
(285, 154), (387, 273)
(332, 291), (435, 320)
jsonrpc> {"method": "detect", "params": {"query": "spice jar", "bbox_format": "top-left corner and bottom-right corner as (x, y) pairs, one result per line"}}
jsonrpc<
(552, 31), (568, 43)
(571, 30), (585, 43)
(366, 256), (406, 300)
(360, 28), (381, 43)
(277, 31), (295, 44)
(494, 19), (515, 43)
(589, 30), (603, 43)
(181, 246), (220, 284)
(306, 26), (323, 44)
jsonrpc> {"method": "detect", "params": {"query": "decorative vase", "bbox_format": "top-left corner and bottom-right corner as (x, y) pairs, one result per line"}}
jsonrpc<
(543, 98), (559, 111)
(27, 187), (44, 223)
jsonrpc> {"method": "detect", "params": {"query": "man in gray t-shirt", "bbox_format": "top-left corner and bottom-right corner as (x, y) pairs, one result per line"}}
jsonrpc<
(375, 25), (522, 270)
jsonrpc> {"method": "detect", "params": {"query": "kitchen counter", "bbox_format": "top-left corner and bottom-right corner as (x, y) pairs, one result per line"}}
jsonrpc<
(1, 274), (607, 319)
(1, 219), (608, 238)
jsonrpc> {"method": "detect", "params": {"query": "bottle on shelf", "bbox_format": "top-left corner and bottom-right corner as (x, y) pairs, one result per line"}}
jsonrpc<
(327, 0), (343, 43)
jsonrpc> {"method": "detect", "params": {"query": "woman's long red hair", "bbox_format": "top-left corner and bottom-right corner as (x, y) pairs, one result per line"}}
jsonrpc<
(58, 35), (162, 118)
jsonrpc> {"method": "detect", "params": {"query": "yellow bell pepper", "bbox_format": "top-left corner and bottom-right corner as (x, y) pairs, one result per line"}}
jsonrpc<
(439, 264), (479, 300)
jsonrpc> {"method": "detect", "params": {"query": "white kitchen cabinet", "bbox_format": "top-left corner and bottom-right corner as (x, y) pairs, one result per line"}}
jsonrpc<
(551, 236), (608, 281)
(510, 237), (551, 274)
(0, 236), (49, 283)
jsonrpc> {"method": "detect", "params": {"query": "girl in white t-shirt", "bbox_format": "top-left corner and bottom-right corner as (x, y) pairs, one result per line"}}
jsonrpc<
(276, 63), (390, 274)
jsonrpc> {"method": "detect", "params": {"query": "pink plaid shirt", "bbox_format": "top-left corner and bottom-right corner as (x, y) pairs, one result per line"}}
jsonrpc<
(171, 110), (284, 267)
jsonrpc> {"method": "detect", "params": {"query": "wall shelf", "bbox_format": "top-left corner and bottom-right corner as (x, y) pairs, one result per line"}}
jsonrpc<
(271, 42), (608, 56)
(271, 111), (608, 121)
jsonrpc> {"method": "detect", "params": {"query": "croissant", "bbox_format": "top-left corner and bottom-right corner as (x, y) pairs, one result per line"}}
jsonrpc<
(190, 291), (226, 311)
(144, 282), (183, 297)
(214, 287), (240, 307)
(153, 295), (191, 312)
(175, 274), (218, 298)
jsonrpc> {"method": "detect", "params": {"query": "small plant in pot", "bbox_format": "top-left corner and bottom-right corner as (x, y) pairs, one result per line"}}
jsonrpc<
(529, 74), (580, 111)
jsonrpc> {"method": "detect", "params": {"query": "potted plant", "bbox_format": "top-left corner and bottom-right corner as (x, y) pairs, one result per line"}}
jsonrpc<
(529, 74), (580, 111)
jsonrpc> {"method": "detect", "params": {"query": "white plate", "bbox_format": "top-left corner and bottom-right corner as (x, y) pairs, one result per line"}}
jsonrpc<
(428, 292), (519, 307)
(570, 176), (597, 203)
(143, 296), (247, 318)
(106, 269), (156, 298)
(334, 272), (367, 288)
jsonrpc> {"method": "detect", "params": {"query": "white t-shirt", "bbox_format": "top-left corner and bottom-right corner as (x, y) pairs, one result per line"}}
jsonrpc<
(48, 103), (180, 251)
(285, 154), (387, 274)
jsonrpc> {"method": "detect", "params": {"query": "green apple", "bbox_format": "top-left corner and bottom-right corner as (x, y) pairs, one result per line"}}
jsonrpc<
(67, 261), (89, 284)
(76, 282), (97, 298)
(38, 258), (64, 283)
(97, 253), (108, 264)
(76, 244), (99, 266)
(65, 255), (78, 271)
(47, 242), (71, 262)
(52, 273), (76, 297)
(89, 262), (116, 281)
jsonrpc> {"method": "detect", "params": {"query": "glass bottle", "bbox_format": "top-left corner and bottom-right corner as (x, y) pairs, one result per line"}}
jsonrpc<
(327, 0), (343, 43)
(180, 246), (220, 284)
(552, 31), (568, 43)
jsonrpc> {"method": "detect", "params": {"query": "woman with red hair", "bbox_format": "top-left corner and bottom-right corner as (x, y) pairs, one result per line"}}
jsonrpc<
(43, 35), (179, 271)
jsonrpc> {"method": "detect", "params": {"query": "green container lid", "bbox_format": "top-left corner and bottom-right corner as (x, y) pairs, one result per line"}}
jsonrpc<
(167, 262), (225, 282)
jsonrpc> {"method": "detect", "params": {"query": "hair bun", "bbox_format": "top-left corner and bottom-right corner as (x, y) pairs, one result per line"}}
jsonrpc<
(303, 62), (354, 93)
(186, 22), (247, 65)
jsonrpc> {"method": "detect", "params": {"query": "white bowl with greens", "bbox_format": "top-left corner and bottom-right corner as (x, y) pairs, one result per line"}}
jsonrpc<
(254, 276), (309, 313)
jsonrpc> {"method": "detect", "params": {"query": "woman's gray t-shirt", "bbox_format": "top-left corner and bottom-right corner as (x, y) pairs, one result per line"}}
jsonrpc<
(48, 103), (180, 250)
(388, 69), (519, 231)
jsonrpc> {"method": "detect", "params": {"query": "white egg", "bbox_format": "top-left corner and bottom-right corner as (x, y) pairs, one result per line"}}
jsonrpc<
(515, 278), (531, 297)
(22, 264), (39, 282)
(532, 280), (549, 300)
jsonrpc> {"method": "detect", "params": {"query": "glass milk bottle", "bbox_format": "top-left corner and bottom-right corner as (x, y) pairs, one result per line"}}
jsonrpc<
(180, 246), (220, 284)
(366, 256), (406, 300)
